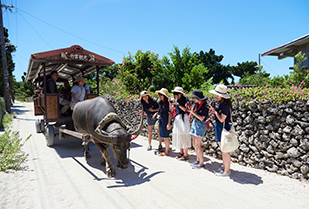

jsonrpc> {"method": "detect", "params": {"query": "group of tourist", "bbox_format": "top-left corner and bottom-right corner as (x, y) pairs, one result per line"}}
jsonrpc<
(140, 84), (233, 176)
(46, 71), (90, 116)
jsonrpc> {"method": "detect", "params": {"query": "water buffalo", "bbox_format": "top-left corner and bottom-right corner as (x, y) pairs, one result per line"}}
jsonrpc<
(72, 96), (143, 177)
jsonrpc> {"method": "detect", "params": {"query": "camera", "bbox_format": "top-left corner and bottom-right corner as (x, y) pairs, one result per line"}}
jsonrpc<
(156, 114), (161, 120)
(208, 101), (216, 108)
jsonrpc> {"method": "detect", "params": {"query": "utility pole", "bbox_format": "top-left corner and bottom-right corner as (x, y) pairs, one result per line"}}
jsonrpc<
(258, 54), (261, 85)
(0, 1), (14, 113)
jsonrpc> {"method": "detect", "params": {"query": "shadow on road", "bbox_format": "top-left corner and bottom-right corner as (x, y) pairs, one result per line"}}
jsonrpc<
(11, 105), (29, 115)
(13, 118), (37, 122)
(107, 159), (165, 189)
(52, 136), (86, 158)
(205, 161), (263, 185)
(229, 170), (263, 185)
(51, 137), (162, 186)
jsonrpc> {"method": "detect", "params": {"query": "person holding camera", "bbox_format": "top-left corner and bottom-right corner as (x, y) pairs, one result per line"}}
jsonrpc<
(188, 89), (209, 169)
(139, 91), (161, 151)
(170, 87), (191, 161)
(153, 88), (172, 156)
(208, 84), (232, 177)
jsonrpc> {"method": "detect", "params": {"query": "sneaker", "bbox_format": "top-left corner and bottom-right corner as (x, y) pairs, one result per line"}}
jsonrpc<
(158, 145), (163, 151)
(190, 161), (199, 166)
(147, 145), (152, 151)
(192, 164), (204, 169)
(215, 171), (230, 177)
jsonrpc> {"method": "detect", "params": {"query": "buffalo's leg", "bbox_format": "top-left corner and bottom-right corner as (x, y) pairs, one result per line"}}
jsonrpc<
(94, 142), (115, 177)
(83, 143), (91, 159)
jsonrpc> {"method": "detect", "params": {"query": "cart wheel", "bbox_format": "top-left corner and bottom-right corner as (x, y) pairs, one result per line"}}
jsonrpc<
(35, 119), (41, 133)
(40, 119), (45, 133)
(46, 125), (55, 147)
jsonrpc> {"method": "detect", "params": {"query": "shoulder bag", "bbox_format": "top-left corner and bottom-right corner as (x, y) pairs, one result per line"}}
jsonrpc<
(221, 109), (239, 153)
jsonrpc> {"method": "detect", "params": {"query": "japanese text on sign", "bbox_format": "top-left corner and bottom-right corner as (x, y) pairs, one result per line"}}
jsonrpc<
(61, 52), (95, 61)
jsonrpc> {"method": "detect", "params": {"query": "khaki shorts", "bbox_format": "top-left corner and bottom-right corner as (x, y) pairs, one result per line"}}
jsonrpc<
(154, 120), (159, 130)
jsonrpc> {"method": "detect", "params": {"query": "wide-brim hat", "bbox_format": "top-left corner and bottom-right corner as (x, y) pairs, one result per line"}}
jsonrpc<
(188, 89), (207, 101)
(155, 88), (169, 98)
(209, 84), (231, 99)
(172, 86), (185, 95)
(139, 91), (151, 100)
(74, 75), (86, 83)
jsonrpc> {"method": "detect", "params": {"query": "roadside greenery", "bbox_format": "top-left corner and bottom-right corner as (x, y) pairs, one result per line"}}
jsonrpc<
(233, 81), (309, 104)
(14, 43), (308, 104)
(0, 113), (31, 171)
(91, 46), (308, 103)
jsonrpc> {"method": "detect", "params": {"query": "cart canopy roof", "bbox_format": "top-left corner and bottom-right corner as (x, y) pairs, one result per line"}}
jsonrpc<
(25, 45), (115, 83)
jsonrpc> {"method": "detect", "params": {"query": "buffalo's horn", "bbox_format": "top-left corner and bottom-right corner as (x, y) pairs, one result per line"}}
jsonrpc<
(86, 110), (114, 145)
(129, 105), (144, 137)
(96, 112), (127, 132)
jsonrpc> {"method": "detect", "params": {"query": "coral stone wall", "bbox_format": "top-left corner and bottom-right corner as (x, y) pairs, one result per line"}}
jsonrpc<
(107, 96), (309, 180)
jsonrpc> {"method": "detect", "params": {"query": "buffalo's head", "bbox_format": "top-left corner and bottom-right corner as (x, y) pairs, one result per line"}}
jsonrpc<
(109, 128), (131, 169)
(86, 107), (144, 169)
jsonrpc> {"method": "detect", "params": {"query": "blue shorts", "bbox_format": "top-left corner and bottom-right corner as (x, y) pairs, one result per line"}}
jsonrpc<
(146, 113), (157, 126)
(190, 118), (206, 137)
(215, 122), (223, 142)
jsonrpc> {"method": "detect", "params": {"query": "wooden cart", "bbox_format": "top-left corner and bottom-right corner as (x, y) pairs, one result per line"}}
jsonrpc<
(26, 45), (114, 155)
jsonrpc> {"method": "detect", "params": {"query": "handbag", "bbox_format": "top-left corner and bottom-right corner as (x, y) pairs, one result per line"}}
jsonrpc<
(221, 109), (239, 153)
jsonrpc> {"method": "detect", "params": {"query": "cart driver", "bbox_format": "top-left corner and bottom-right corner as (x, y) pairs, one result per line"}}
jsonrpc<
(46, 71), (71, 116)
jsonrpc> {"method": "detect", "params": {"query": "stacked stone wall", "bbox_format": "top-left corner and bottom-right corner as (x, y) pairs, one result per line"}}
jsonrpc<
(107, 96), (309, 180)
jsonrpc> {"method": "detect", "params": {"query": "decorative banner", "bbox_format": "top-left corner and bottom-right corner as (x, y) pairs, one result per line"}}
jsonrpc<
(61, 52), (95, 61)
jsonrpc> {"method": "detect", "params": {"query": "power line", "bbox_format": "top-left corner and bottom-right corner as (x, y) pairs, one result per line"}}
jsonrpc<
(17, 8), (127, 55)
(260, 59), (279, 76)
(17, 11), (53, 49)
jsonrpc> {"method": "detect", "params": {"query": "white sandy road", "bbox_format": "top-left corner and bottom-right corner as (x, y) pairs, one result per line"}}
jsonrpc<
(0, 101), (308, 209)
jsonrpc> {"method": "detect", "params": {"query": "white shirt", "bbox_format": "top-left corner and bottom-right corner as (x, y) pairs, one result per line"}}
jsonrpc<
(71, 85), (85, 109)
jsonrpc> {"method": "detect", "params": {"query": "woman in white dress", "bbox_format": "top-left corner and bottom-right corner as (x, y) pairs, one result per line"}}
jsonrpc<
(170, 87), (191, 161)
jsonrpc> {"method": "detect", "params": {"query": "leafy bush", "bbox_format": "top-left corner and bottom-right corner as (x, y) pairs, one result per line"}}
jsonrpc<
(0, 113), (31, 171)
(232, 82), (309, 103)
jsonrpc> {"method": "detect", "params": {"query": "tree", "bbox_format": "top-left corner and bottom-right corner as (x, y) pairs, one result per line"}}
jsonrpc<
(117, 50), (160, 92)
(196, 49), (233, 84)
(239, 66), (270, 86)
(13, 72), (33, 101)
(167, 46), (200, 89)
(231, 61), (260, 79)
(0, 27), (16, 98)
(150, 55), (175, 91)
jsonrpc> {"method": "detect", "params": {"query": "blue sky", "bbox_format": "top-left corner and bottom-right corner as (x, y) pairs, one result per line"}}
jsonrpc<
(2, 0), (309, 81)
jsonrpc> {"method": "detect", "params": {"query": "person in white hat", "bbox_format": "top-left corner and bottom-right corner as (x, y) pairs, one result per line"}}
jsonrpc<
(71, 75), (87, 110)
(208, 84), (232, 177)
(139, 91), (161, 151)
(153, 88), (172, 156)
(170, 86), (191, 161)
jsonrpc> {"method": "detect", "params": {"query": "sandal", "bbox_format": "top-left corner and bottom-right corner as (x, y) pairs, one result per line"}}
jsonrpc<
(176, 153), (183, 159)
(180, 155), (189, 161)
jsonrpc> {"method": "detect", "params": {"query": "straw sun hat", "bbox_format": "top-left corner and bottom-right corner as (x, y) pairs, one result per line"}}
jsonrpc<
(209, 84), (231, 99)
(155, 88), (169, 98)
(74, 75), (86, 83)
(172, 86), (185, 95)
(139, 91), (151, 100)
